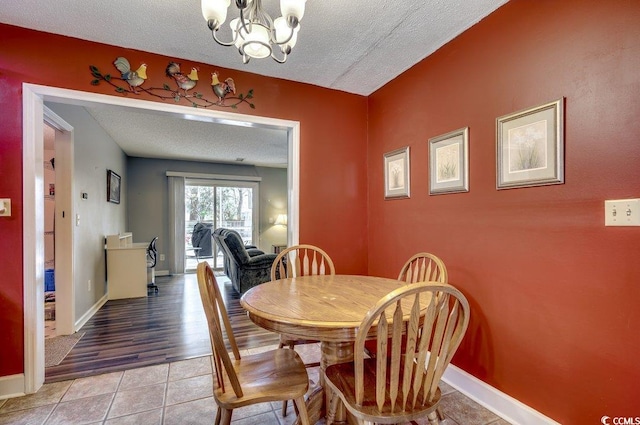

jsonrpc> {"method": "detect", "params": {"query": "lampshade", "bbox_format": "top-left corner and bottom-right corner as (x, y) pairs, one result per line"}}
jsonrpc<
(275, 214), (288, 226)
(242, 24), (271, 58)
(280, 0), (306, 20)
(202, 0), (231, 27)
(274, 17), (299, 49)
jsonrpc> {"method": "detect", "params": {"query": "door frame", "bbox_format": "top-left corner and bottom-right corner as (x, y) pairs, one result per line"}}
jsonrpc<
(22, 83), (300, 394)
(43, 107), (75, 337)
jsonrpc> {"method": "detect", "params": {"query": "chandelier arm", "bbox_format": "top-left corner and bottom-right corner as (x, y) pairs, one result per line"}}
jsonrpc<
(238, 4), (258, 36)
(270, 49), (288, 64)
(260, 6), (274, 30)
(239, 39), (272, 57)
(239, 7), (249, 35)
(210, 26), (239, 47)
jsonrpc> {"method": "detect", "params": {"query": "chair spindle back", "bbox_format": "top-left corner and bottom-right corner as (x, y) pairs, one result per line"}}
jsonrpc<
(353, 282), (469, 413)
(271, 244), (335, 281)
(398, 252), (448, 284)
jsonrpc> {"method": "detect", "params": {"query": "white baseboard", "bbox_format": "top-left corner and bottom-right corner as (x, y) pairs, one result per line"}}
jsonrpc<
(442, 364), (560, 425)
(75, 293), (108, 331)
(0, 374), (25, 400)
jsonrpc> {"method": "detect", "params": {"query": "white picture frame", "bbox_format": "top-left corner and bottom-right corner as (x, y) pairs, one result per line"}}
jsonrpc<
(384, 146), (410, 199)
(497, 98), (564, 189)
(429, 127), (469, 195)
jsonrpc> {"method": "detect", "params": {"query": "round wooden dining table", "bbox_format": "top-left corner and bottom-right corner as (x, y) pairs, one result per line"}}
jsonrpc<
(240, 274), (408, 425)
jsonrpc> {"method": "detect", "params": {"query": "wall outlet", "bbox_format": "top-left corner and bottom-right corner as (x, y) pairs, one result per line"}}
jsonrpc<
(88, 280), (91, 291)
(159, 254), (165, 261)
(605, 199), (640, 226)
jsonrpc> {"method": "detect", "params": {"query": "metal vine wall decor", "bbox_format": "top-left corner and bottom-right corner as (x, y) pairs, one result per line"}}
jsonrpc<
(90, 57), (255, 109)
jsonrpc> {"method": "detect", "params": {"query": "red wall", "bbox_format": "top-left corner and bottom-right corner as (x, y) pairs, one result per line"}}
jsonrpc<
(2, 0), (640, 422)
(368, 0), (640, 423)
(0, 24), (368, 375)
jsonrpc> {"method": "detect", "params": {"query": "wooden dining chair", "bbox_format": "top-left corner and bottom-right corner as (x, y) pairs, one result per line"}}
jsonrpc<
(324, 281), (470, 425)
(271, 244), (335, 416)
(398, 252), (448, 284)
(366, 252), (450, 422)
(271, 244), (335, 281)
(366, 253), (448, 356)
(196, 263), (311, 425)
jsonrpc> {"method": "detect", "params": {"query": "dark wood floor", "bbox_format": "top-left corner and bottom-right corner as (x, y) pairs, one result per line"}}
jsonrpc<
(45, 273), (279, 383)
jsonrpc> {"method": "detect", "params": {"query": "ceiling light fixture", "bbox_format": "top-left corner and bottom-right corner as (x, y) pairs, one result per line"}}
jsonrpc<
(202, 0), (306, 64)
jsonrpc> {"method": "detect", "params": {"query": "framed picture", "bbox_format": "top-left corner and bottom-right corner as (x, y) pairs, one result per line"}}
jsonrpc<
(384, 146), (410, 199)
(107, 170), (121, 204)
(429, 127), (469, 195)
(497, 98), (564, 189)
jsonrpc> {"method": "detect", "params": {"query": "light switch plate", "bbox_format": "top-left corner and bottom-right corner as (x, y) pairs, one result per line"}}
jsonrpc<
(0, 199), (11, 217)
(605, 199), (640, 226)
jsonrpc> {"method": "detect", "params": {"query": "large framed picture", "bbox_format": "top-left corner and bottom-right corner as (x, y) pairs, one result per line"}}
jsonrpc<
(429, 127), (469, 195)
(384, 146), (410, 199)
(107, 170), (121, 204)
(497, 98), (564, 189)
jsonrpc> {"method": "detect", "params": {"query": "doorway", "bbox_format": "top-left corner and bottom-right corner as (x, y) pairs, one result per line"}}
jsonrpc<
(22, 83), (300, 395)
(185, 179), (259, 272)
(42, 108), (75, 340)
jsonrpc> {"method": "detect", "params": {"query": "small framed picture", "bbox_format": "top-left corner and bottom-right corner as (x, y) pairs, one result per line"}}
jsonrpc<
(107, 170), (121, 204)
(429, 127), (469, 195)
(384, 146), (410, 199)
(497, 98), (564, 189)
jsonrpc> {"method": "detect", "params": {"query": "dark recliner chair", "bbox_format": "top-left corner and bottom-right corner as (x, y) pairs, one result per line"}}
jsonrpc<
(213, 228), (277, 294)
(212, 228), (262, 277)
(192, 223), (213, 257)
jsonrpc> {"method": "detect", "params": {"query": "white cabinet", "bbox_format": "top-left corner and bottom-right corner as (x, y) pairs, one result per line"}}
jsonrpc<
(105, 234), (148, 299)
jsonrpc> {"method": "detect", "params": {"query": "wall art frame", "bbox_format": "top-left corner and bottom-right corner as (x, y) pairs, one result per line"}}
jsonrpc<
(497, 98), (564, 189)
(384, 146), (410, 199)
(107, 169), (121, 204)
(429, 127), (469, 195)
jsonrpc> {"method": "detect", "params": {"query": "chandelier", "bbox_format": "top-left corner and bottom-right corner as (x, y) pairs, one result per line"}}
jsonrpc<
(202, 0), (307, 64)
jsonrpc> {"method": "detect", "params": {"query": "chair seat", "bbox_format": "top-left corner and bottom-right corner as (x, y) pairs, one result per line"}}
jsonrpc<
(325, 358), (441, 423)
(214, 348), (310, 409)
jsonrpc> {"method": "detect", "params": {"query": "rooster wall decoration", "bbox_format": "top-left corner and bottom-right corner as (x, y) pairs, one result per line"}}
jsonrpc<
(211, 72), (236, 105)
(113, 57), (147, 92)
(166, 62), (199, 94)
(90, 57), (255, 109)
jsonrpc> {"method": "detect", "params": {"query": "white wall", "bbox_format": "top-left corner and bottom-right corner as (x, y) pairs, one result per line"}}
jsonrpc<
(46, 102), (127, 318)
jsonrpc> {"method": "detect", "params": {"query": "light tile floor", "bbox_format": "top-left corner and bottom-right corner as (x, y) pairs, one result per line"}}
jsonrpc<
(0, 344), (512, 425)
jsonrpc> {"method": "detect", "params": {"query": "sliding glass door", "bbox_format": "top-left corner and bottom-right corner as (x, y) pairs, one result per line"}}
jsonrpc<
(185, 179), (259, 272)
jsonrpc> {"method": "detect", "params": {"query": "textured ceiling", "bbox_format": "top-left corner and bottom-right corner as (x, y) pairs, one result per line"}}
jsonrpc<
(2, 0), (507, 165)
(83, 104), (289, 167)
